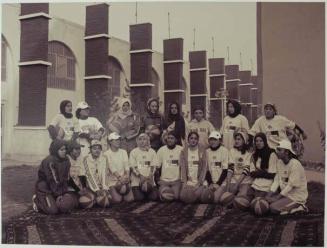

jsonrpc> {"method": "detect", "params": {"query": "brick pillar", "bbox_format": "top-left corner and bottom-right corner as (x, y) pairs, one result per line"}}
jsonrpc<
(208, 58), (225, 128)
(18, 3), (51, 126)
(225, 65), (240, 102)
(163, 38), (184, 115)
(189, 51), (207, 117)
(129, 23), (153, 116)
(239, 70), (253, 122)
(84, 3), (111, 125)
(250, 75), (259, 125)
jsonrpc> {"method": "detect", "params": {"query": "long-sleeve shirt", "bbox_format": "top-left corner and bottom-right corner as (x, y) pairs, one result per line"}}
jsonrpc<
(270, 158), (308, 204)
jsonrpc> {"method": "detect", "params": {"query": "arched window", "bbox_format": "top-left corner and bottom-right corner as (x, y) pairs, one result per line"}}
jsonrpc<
(108, 56), (122, 100)
(1, 37), (7, 82)
(151, 68), (160, 98)
(47, 41), (76, 90)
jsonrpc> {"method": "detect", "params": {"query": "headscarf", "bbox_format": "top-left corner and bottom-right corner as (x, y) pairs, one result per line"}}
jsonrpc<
(252, 132), (275, 170)
(117, 98), (132, 119)
(60, 100), (73, 119)
(49, 139), (68, 161)
(136, 133), (151, 151)
(226, 99), (241, 118)
(167, 102), (182, 122)
(147, 98), (160, 117)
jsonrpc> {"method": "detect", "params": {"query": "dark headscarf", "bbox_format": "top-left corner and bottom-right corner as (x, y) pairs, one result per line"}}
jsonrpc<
(167, 102), (182, 122)
(252, 133), (275, 170)
(49, 139), (68, 161)
(226, 99), (241, 118)
(60, 100), (73, 119)
(147, 98), (160, 117)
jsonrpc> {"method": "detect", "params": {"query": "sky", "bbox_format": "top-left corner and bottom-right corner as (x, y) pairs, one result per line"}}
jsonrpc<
(49, 2), (257, 74)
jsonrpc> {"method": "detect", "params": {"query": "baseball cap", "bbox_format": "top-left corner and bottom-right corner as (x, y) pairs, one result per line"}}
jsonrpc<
(108, 132), (121, 141)
(209, 131), (222, 140)
(233, 129), (249, 144)
(90, 139), (102, 148)
(76, 101), (90, 110)
(276, 139), (296, 155)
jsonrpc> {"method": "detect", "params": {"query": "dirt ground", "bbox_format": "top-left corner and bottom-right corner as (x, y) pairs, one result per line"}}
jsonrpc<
(1, 162), (325, 245)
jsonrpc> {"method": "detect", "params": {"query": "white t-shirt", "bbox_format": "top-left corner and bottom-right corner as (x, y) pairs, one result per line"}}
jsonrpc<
(187, 119), (215, 149)
(187, 148), (200, 184)
(206, 146), (229, 183)
(104, 148), (129, 187)
(68, 155), (83, 190)
(270, 158), (308, 204)
(50, 114), (78, 141)
(80, 154), (109, 192)
(250, 115), (295, 149)
(228, 148), (252, 184)
(157, 145), (183, 182)
(220, 114), (249, 150)
(76, 117), (103, 157)
(250, 152), (278, 192)
(129, 147), (159, 187)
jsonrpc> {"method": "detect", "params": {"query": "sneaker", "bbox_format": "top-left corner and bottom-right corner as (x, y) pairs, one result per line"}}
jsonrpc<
(32, 194), (39, 212)
(290, 205), (308, 214)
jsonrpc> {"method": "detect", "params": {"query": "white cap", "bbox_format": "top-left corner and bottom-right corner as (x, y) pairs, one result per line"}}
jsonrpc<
(108, 132), (121, 141)
(209, 131), (222, 140)
(276, 139), (296, 155)
(76, 101), (90, 110)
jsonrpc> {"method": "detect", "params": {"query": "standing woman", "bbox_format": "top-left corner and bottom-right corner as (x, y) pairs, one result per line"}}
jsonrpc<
(220, 99), (249, 150)
(163, 102), (186, 146)
(186, 106), (215, 150)
(75, 101), (104, 158)
(249, 133), (278, 199)
(107, 98), (140, 154)
(33, 140), (78, 214)
(140, 98), (167, 151)
(48, 100), (79, 141)
(179, 131), (207, 203)
(250, 103), (307, 151)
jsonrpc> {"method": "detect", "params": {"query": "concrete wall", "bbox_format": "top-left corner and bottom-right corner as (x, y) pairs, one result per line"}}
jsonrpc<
(1, 3), (168, 163)
(258, 2), (325, 162)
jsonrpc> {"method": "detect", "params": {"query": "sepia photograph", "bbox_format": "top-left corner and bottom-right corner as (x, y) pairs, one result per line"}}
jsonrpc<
(1, 1), (325, 246)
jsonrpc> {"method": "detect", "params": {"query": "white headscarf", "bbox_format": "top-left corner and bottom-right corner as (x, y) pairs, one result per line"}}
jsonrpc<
(117, 98), (132, 119)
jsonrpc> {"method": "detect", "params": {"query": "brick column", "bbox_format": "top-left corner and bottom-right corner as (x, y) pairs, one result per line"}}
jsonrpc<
(189, 51), (207, 116)
(208, 58), (225, 128)
(129, 23), (153, 116)
(239, 70), (253, 121)
(163, 38), (184, 115)
(250, 75), (259, 125)
(225, 65), (240, 101)
(84, 3), (111, 125)
(18, 3), (51, 126)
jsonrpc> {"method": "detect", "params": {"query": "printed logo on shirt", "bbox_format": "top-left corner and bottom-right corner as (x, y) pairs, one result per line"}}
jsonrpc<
(169, 155), (174, 159)
(214, 162), (222, 167)
(281, 177), (289, 183)
(192, 161), (199, 165)
(267, 125), (272, 129)
(142, 156), (146, 159)
(199, 128), (207, 133)
(229, 126), (236, 130)
(238, 158), (243, 162)
(270, 130), (279, 136)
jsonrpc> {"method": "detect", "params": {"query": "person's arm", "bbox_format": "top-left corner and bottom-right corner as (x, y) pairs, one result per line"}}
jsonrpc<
(126, 114), (141, 140)
(217, 169), (228, 186)
(180, 150), (187, 183)
(198, 151), (208, 185)
(248, 117), (261, 137)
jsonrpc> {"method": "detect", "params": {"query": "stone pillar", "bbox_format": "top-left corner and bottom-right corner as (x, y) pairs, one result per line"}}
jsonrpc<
(129, 23), (153, 116)
(208, 58), (225, 128)
(239, 70), (253, 121)
(250, 75), (259, 125)
(225, 65), (240, 102)
(163, 38), (184, 115)
(18, 3), (51, 126)
(189, 51), (207, 117)
(84, 3), (111, 125)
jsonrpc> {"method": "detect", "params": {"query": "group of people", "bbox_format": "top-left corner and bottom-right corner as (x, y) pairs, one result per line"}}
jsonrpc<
(32, 97), (309, 216)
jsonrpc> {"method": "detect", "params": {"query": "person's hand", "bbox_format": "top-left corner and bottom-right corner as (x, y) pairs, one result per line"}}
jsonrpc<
(209, 183), (219, 191)
(78, 188), (88, 196)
